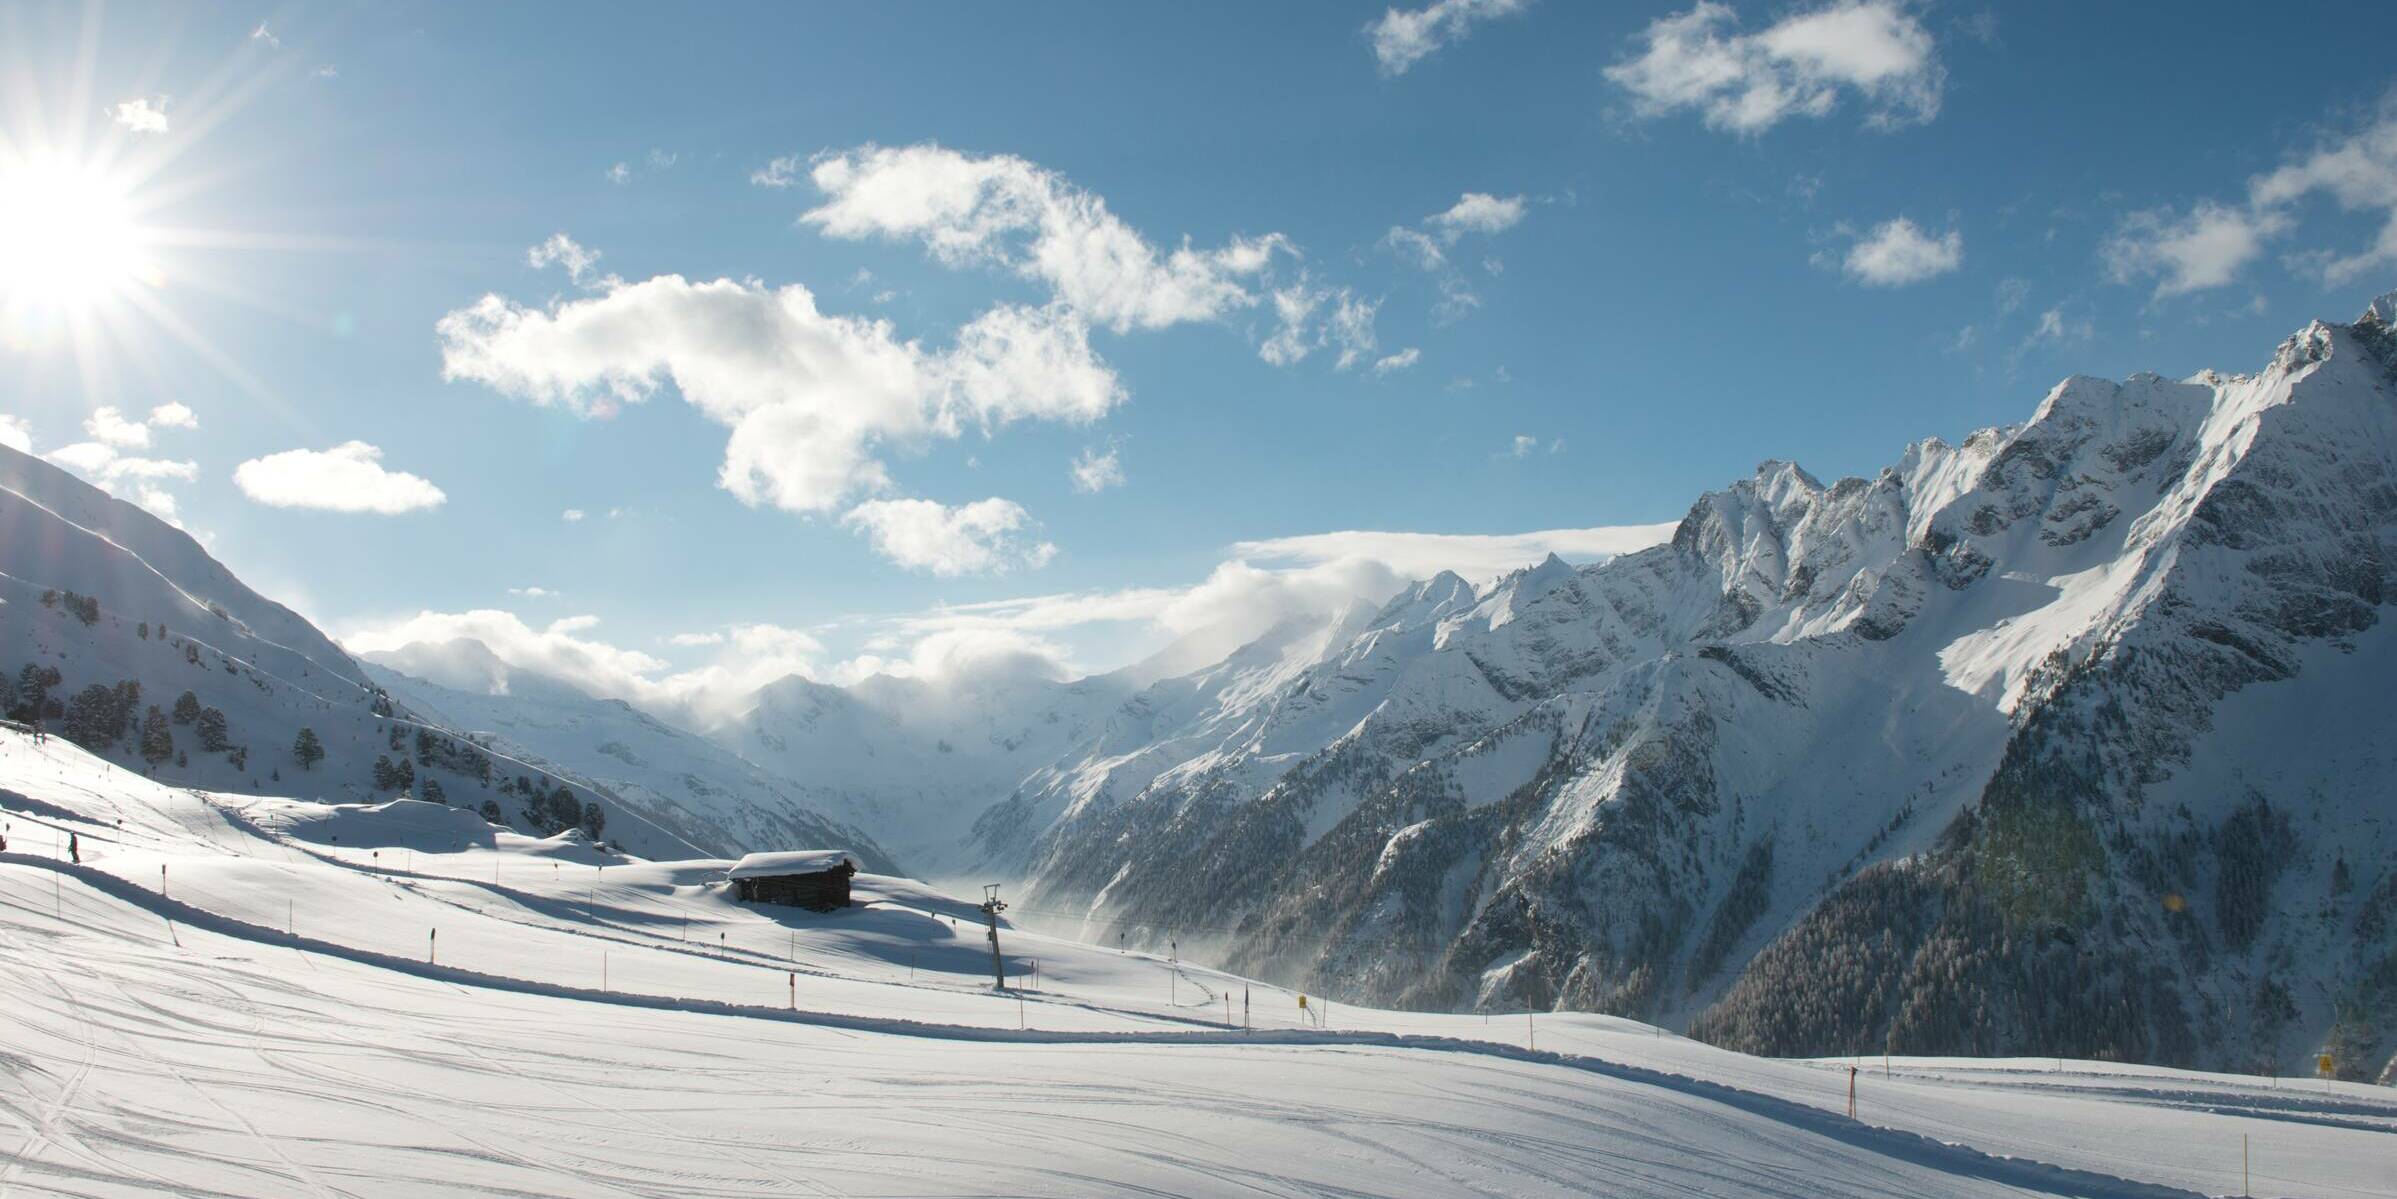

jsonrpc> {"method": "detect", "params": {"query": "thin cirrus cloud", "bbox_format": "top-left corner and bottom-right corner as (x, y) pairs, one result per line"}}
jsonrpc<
(1261, 283), (1384, 369)
(1840, 217), (1963, 286)
(232, 441), (447, 514)
(840, 497), (1058, 576)
(1605, 0), (1943, 135)
(1367, 0), (1528, 76)
(2103, 100), (2397, 297)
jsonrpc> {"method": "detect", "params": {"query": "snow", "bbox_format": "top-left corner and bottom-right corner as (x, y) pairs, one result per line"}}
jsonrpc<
(3, 728), (2391, 1197)
(725, 849), (856, 878)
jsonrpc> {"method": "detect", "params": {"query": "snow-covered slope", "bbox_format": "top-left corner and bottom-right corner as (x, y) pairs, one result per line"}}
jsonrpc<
(979, 294), (2397, 1080)
(365, 655), (895, 869)
(5, 727), (2389, 1196)
(0, 444), (863, 864)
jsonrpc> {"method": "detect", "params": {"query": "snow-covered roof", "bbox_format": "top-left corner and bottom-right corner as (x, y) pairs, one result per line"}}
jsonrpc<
(727, 850), (857, 879)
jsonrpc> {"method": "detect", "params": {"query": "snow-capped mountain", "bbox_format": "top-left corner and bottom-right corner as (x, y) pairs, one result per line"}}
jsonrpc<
(717, 668), (1128, 878)
(974, 293), (2397, 1079)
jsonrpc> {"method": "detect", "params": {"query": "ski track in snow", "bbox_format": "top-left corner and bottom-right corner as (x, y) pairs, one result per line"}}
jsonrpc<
(0, 730), (2391, 1197)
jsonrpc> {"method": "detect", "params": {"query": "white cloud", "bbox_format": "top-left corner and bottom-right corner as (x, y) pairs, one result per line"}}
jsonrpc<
(2101, 202), (2282, 298)
(801, 143), (1293, 333)
(1258, 281), (1383, 369)
(2252, 107), (2397, 285)
(1385, 193), (1525, 324)
(1329, 292), (1380, 370)
(347, 610), (673, 702)
(507, 586), (559, 599)
(439, 274), (1121, 515)
(249, 21), (279, 49)
(0, 414), (29, 453)
(312, 64), (337, 78)
(1234, 524), (1677, 583)
(2105, 103), (2397, 296)
(841, 497), (1056, 576)
(1384, 226), (1447, 272)
(2023, 306), (2092, 347)
(1367, 0), (1528, 76)
(1373, 347), (1421, 374)
(232, 441), (447, 514)
(1259, 282), (1325, 366)
(1508, 434), (1540, 458)
(751, 155), (803, 188)
(526, 233), (603, 285)
(605, 161), (631, 185)
(646, 148), (677, 170)
(1429, 192), (1526, 237)
(147, 402), (197, 430)
(561, 507), (586, 522)
(349, 519), (1682, 720)
(1069, 445), (1125, 494)
(111, 97), (169, 134)
(44, 441), (198, 524)
(84, 406), (152, 448)
(1606, 1), (1942, 135)
(1842, 217), (1963, 286)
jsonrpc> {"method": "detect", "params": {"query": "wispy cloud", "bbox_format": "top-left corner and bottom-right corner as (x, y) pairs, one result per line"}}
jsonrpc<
(1606, 1), (1943, 135)
(2105, 98), (2397, 297)
(1069, 445), (1125, 494)
(1368, 0), (1529, 76)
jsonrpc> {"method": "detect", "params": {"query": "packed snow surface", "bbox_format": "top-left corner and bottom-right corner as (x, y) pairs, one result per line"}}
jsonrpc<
(2, 730), (2390, 1197)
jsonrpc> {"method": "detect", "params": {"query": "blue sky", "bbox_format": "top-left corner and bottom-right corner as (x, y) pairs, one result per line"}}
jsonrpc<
(5, 0), (2396, 709)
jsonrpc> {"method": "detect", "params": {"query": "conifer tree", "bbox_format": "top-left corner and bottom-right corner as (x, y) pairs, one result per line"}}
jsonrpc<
(292, 727), (325, 771)
(139, 705), (174, 765)
(172, 690), (203, 724)
(196, 707), (230, 752)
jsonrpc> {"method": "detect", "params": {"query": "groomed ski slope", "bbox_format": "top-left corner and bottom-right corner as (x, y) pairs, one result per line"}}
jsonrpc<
(1, 731), (2389, 1198)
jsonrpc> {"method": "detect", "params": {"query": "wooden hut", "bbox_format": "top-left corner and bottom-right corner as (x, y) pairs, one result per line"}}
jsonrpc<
(728, 850), (859, 912)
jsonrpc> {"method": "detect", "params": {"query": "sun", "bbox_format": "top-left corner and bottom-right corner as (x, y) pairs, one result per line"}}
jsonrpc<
(0, 153), (158, 321)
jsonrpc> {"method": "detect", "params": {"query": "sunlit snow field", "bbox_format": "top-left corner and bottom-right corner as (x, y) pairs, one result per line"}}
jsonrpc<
(2, 729), (2390, 1198)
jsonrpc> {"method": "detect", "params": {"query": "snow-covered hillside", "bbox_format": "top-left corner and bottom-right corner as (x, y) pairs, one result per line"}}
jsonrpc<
(4, 728), (2389, 1196)
(0, 444), (868, 865)
(366, 656), (895, 869)
(969, 294), (2397, 1081)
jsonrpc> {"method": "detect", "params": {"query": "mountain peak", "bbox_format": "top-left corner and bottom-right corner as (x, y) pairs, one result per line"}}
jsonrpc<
(2364, 288), (2397, 327)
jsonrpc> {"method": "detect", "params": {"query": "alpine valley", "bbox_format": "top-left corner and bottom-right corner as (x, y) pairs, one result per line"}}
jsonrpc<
(9, 293), (2395, 1084)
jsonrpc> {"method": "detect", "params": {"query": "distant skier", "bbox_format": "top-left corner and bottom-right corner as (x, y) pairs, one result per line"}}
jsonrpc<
(67, 833), (79, 864)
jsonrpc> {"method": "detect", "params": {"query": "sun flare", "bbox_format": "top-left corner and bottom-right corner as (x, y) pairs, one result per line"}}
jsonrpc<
(0, 154), (157, 319)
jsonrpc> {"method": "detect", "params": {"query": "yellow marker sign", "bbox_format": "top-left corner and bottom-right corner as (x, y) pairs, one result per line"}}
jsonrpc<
(2318, 1054), (2334, 1078)
(1298, 994), (1309, 1010)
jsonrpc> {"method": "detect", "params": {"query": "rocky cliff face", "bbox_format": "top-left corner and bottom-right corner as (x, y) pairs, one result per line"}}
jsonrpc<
(986, 295), (2397, 1079)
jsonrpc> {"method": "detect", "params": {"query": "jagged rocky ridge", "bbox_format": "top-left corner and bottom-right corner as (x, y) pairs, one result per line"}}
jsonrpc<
(981, 294), (2397, 1079)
